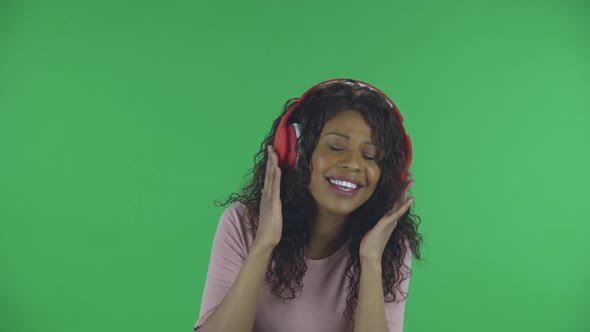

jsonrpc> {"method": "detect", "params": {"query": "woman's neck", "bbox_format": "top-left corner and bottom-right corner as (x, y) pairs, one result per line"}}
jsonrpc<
(304, 207), (349, 259)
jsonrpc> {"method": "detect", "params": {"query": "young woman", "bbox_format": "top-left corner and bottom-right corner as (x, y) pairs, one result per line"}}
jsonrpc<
(193, 79), (423, 332)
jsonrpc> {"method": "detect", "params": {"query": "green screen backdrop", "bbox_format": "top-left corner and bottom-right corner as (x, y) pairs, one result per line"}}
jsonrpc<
(1, 0), (588, 331)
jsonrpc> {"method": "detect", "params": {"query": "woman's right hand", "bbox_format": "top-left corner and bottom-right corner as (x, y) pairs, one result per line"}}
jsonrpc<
(253, 145), (283, 250)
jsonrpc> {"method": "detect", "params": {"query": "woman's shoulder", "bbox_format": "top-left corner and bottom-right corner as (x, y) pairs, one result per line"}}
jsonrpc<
(221, 200), (249, 222)
(217, 200), (255, 251)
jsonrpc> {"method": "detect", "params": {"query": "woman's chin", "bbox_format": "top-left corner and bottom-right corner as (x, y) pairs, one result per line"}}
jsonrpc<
(316, 203), (359, 218)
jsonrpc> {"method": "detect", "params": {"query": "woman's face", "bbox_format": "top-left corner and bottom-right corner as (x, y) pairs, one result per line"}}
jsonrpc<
(308, 110), (381, 216)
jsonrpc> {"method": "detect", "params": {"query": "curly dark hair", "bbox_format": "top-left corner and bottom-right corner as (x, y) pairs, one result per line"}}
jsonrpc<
(215, 79), (423, 321)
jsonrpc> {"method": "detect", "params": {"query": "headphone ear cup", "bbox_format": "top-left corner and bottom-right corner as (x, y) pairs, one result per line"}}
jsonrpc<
(273, 121), (298, 168)
(284, 124), (298, 168)
(273, 103), (300, 168)
(273, 124), (288, 168)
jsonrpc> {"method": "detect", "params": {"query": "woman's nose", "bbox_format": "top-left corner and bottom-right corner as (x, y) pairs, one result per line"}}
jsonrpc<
(339, 150), (362, 171)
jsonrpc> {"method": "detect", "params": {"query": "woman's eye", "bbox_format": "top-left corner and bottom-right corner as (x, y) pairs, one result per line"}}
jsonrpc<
(328, 145), (377, 161)
(329, 146), (376, 160)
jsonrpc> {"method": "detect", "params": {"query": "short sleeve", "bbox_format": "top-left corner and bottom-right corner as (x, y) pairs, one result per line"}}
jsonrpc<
(384, 241), (413, 332)
(193, 202), (251, 331)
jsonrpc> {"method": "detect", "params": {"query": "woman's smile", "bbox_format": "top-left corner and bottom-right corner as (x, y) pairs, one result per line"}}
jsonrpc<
(308, 110), (381, 216)
(326, 177), (362, 197)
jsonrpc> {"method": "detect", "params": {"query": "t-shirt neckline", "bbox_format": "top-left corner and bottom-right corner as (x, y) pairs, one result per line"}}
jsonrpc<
(305, 240), (350, 267)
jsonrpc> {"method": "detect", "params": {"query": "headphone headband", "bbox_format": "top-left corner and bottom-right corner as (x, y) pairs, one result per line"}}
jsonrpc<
(272, 78), (412, 179)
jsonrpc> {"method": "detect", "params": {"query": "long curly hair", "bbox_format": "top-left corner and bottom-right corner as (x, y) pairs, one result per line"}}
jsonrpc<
(215, 79), (423, 321)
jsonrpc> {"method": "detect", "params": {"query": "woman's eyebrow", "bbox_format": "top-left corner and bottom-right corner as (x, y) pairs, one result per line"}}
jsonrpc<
(323, 132), (378, 146)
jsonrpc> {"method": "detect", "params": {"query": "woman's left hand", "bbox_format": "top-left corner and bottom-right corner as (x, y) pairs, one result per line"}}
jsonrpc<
(359, 176), (416, 264)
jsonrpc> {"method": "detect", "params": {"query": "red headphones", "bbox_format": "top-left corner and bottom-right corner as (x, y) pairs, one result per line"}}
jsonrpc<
(272, 78), (413, 180)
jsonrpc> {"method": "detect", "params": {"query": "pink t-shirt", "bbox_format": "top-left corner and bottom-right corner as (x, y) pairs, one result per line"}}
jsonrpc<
(193, 201), (412, 332)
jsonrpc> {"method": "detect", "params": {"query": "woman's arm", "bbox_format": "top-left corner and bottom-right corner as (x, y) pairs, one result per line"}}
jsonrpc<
(354, 247), (413, 332)
(196, 243), (273, 332)
(196, 146), (285, 331)
(354, 259), (388, 332)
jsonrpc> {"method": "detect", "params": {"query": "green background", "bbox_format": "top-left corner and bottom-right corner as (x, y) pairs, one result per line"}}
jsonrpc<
(1, 0), (588, 331)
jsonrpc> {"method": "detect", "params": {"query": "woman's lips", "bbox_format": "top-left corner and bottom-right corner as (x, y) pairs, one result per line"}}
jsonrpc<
(326, 178), (361, 198)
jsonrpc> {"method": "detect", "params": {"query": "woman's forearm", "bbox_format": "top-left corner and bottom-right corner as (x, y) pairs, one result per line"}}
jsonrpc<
(354, 259), (388, 332)
(197, 244), (273, 332)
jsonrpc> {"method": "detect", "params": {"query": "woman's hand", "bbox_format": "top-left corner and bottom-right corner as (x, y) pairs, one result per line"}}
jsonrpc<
(253, 145), (284, 251)
(359, 176), (416, 264)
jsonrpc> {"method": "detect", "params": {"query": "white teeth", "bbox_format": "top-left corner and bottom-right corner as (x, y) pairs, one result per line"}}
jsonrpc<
(329, 179), (358, 189)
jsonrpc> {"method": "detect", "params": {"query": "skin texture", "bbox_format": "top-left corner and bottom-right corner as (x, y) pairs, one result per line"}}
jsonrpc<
(305, 109), (415, 263)
(305, 110), (382, 259)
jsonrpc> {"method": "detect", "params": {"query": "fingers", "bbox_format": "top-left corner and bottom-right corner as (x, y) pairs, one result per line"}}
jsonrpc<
(272, 151), (281, 197)
(264, 145), (273, 193)
(404, 179), (415, 198)
(385, 179), (416, 219)
(265, 145), (281, 198)
(400, 180), (416, 214)
(268, 146), (277, 194)
(402, 179), (416, 209)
